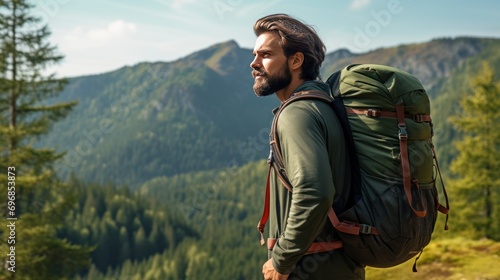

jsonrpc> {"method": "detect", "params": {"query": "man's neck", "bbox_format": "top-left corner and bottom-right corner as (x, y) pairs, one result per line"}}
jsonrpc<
(276, 78), (305, 103)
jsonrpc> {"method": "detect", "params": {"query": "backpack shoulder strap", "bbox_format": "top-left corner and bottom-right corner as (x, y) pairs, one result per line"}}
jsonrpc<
(269, 90), (334, 191)
(258, 90), (334, 243)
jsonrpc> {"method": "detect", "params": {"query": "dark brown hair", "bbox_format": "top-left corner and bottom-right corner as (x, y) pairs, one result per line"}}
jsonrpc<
(253, 13), (326, 81)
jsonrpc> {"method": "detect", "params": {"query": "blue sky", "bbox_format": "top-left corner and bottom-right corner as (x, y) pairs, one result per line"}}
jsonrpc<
(34, 0), (500, 77)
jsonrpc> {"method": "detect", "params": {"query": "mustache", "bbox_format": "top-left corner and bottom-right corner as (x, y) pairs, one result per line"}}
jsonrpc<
(252, 69), (266, 78)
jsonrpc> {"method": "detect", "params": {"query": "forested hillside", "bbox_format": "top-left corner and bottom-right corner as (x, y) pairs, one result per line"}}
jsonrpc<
(58, 177), (199, 273)
(67, 161), (269, 280)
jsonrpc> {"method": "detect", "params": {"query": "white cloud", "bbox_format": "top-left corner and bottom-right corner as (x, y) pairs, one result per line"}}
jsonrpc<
(350, 0), (371, 10)
(61, 20), (137, 50)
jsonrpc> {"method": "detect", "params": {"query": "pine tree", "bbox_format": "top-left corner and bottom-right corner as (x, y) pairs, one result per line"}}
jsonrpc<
(0, 0), (91, 278)
(449, 62), (500, 240)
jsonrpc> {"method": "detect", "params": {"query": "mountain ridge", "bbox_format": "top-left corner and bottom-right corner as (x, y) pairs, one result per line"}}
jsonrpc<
(41, 36), (500, 187)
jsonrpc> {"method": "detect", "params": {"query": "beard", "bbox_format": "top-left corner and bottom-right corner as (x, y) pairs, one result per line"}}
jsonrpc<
(252, 63), (292, 97)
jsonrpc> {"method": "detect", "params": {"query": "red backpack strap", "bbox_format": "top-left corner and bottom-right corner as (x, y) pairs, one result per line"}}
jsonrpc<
(396, 103), (428, 218)
(257, 165), (272, 246)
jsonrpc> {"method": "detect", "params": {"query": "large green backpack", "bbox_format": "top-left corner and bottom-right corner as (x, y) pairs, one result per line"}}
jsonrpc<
(258, 64), (450, 269)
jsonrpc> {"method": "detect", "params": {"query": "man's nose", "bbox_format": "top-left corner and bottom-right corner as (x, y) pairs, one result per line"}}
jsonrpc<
(250, 56), (261, 69)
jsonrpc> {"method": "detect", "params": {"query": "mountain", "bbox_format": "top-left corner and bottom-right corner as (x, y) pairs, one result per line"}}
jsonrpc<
(41, 36), (500, 187)
(322, 37), (487, 93)
(42, 40), (278, 186)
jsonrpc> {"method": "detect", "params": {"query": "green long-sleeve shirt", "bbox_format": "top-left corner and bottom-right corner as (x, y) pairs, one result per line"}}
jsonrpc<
(269, 81), (364, 279)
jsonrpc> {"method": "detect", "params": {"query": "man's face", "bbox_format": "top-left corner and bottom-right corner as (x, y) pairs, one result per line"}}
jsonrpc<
(250, 32), (292, 97)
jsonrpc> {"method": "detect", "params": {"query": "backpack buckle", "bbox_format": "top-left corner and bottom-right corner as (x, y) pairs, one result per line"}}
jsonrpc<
(413, 114), (423, 122)
(360, 224), (374, 234)
(365, 109), (381, 118)
(398, 125), (408, 140)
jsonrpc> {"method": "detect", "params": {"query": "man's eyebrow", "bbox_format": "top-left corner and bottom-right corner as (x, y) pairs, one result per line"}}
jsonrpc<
(253, 48), (272, 55)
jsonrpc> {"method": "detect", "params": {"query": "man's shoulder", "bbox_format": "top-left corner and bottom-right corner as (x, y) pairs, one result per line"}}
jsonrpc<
(279, 93), (337, 129)
(277, 80), (337, 129)
(279, 88), (341, 133)
(283, 91), (332, 116)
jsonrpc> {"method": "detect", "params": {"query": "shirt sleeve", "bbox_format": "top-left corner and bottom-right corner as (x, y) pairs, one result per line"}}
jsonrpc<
(271, 101), (336, 274)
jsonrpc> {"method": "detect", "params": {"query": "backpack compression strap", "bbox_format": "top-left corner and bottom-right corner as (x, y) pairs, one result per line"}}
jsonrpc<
(430, 141), (450, 229)
(347, 103), (449, 223)
(396, 103), (427, 218)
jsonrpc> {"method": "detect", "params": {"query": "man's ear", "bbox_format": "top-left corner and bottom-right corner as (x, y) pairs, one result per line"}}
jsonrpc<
(289, 52), (304, 71)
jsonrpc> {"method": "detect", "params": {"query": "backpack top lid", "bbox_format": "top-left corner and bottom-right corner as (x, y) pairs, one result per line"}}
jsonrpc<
(327, 64), (429, 115)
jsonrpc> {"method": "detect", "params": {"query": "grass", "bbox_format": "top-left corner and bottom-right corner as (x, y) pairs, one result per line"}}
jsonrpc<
(366, 238), (500, 280)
